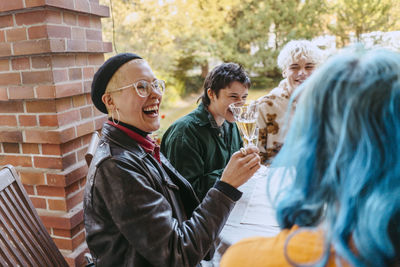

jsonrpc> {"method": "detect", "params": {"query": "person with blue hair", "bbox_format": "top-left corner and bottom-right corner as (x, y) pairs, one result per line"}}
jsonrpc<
(220, 47), (400, 266)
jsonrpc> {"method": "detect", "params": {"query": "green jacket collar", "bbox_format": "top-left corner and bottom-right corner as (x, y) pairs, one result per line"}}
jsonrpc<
(193, 103), (220, 128)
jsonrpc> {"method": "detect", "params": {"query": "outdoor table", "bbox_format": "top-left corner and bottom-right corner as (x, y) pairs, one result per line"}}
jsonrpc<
(202, 165), (288, 266)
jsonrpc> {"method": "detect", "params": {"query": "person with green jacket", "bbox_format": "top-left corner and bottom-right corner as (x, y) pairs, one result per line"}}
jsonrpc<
(161, 63), (251, 200)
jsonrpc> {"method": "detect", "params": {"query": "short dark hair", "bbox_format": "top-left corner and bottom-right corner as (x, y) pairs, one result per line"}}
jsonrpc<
(201, 63), (251, 107)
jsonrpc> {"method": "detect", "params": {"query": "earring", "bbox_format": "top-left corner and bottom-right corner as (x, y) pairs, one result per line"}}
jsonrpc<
(116, 109), (120, 122)
(111, 107), (120, 125)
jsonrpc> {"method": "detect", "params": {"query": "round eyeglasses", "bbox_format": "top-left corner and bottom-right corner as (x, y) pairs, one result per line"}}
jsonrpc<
(109, 79), (165, 98)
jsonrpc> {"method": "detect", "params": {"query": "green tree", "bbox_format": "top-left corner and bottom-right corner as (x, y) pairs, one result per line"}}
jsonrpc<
(101, 0), (241, 96)
(328, 0), (393, 47)
(214, 0), (327, 77)
(99, 0), (327, 96)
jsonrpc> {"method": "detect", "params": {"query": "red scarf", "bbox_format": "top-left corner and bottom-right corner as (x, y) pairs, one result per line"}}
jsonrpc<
(107, 121), (161, 163)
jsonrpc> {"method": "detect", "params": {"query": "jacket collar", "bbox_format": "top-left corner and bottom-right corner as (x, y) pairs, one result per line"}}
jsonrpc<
(192, 103), (226, 129)
(106, 121), (161, 163)
(189, 103), (209, 127)
(101, 123), (147, 159)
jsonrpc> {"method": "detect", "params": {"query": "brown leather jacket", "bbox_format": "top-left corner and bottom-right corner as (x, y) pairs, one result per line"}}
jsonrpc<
(84, 123), (238, 266)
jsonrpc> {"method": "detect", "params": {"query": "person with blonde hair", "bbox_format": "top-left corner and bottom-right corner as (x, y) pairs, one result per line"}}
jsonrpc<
(221, 47), (400, 266)
(257, 40), (323, 164)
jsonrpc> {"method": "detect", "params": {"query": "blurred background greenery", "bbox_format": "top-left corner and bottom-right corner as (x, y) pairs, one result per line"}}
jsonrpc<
(99, 0), (400, 132)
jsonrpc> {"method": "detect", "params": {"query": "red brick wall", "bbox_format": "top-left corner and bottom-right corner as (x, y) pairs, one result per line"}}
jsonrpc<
(0, 0), (111, 265)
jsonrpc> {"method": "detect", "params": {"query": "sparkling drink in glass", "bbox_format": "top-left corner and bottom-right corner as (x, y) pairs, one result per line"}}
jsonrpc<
(229, 101), (259, 148)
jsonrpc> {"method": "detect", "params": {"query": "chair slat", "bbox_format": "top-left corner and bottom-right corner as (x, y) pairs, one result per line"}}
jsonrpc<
(0, 209), (26, 265)
(1, 189), (49, 265)
(0, 228), (19, 266)
(0, 165), (68, 267)
(7, 184), (65, 266)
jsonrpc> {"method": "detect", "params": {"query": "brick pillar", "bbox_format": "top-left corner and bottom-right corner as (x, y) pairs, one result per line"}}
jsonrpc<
(0, 1), (111, 265)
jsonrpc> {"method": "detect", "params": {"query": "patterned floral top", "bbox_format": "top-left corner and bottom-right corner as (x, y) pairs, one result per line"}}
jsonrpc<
(256, 79), (296, 164)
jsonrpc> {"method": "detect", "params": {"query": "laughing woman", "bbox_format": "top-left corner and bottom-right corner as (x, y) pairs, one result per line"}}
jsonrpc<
(83, 53), (260, 267)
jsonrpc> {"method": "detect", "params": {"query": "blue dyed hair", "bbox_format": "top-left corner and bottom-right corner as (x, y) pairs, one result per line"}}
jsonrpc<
(272, 47), (400, 266)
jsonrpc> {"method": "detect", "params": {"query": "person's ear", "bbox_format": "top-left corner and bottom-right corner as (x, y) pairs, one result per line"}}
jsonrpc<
(102, 93), (115, 111)
(282, 69), (287, 78)
(207, 88), (214, 101)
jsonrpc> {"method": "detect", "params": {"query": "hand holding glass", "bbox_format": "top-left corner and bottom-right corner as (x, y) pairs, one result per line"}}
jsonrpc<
(229, 102), (259, 148)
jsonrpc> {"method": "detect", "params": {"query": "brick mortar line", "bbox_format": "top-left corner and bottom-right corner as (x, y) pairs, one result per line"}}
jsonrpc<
(2, 147), (87, 159)
(2, 22), (104, 31)
(18, 160), (87, 174)
(43, 194), (80, 200)
(44, 193), (74, 199)
(0, 50), (110, 60)
(0, 5), (107, 18)
(51, 228), (85, 240)
(0, 108), (100, 117)
(66, 187), (84, 200)
(1, 152), (61, 157)
(0, 6), (46, 16)
(0, 125), (97, 134)
(0, 147), (87, 158)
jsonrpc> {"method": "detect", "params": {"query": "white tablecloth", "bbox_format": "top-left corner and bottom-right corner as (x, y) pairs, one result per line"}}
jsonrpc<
(202, 166), (287, 266)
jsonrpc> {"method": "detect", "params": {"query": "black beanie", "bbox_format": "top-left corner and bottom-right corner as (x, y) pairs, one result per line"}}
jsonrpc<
(91, 53), (142, 114)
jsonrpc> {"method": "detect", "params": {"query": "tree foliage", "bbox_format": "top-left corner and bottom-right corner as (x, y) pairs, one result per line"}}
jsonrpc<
(215, 0), (327, 76)
(100, 0), (399, 99)
(328, 0), (393, 47)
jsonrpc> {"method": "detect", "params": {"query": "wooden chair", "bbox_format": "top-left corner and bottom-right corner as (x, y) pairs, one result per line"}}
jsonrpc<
(85, 131), (100, 167)
(0, 165), (68, 267)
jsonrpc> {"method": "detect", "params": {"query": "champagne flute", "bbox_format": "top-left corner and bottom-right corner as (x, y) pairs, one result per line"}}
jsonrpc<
(247, 127), (259, 147)
(229, 101), (259, 148)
